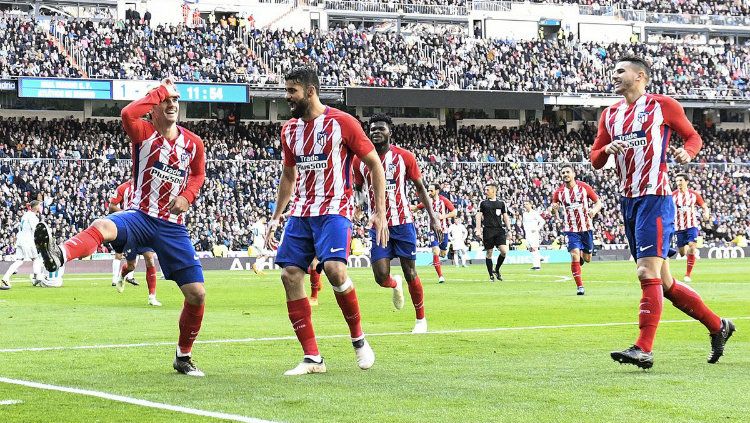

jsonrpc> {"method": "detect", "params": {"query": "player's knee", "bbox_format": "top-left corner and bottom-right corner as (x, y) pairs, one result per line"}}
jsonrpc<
(144, 253), (156, 266)
(636, 265), (657, 281)
(373, 272), (390, 286)
(182, 285), (205, 305)
(91, 219), (117, 240)
(403, 267), (418, 282)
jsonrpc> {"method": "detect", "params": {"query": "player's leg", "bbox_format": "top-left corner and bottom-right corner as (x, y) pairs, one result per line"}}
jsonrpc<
(308, 256), (321, 305)
(494, 239), (508, 280)
(274, 217), (324, 375)
(35, 217), (120, 272)
(115, 249), (139, 293)
(400, 259), (426, 333)
(430, 231), (444, 282)
(112, 252), (123, 286)
(143, 251), (160, 306)
(484, 247), (495, 281)
(153, 221), (206, 377)
(30, 247), (45, 284)
(580, 231), (593, 264)
(458, 248), (468, 267)
(316, 215), (374, 370)
(1, 258), (24, 288)
(565, 232), (585, 294)
(370, 227), (403, 310)
(684, 228), (699, 281)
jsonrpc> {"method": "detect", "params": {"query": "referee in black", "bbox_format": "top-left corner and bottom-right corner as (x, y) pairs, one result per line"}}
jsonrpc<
(475, 183), (511, 282)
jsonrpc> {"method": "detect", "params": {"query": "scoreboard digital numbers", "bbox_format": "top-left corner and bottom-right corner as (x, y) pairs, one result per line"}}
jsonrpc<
(19, 78), (112, 100)
(175, 82), (248, 103)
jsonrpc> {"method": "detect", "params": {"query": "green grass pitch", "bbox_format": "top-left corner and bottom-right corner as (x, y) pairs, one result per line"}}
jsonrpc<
(1, 259), (748, 422)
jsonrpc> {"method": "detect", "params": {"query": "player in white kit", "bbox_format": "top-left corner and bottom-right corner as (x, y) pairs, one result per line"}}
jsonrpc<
(447, 216), (469, 267)
(522, 201), (546, 270)
(1, 201), (46, 290)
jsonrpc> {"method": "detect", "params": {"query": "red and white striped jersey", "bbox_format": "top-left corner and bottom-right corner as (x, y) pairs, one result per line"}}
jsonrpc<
(417, 195), (455, 232)
(121, 86), (206, 225)
(552, 181), (599, 233)
(109, 180), (133, 210)
(591, 94), (702, 197)
(673, 188), (705, 231)
(281, 107), (374, 220)
(352, 144), (421, 226)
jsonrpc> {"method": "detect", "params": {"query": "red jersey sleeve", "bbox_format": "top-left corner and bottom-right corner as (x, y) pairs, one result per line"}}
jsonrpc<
(657, 95), (702, 158)
(590, 106), (613, 169)
(352, 157), (364, 186)
(581, 182), (599, 202)
(121, 85), (168, 143)
(403, 149), (422, 181)
(109, 183), (125, 205)
(416, 203), (425, 210)
(339, 113), (375, 159)
(280, 122), (296, 167)
(178, 133), (206, 205)
(552, 188), (561, 204)
(442, 196), (456, 211)
(693, 190), (705, 206)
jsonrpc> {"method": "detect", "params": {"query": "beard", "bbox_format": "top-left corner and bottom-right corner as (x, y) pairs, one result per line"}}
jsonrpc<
(289, 97), (310, 119)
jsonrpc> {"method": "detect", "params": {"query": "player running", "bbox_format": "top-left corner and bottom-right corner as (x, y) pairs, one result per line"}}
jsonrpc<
(108, 179), (161, 306)
(475, 183), (510, 282)
(353, 113), (440, 334)
(34, 78), (208, 376)
(522, 201), (545, 271)
(550, 165), (602, 295)
(591, 56), (734, 369)
(411, 184), (456, 283)
(265, 67), (389, 376)
(672, 173), (710, 282)
(1, 201), (46, 289)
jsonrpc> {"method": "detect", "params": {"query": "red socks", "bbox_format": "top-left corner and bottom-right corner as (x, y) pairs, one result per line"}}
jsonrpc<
(571, 262), (583, 287)
(309, 267), (322, 299)
(380, 276), (397, 288)
(433, 255), (443, 277)
(178, 300), (205, 355)
(146, 265), (157, 295)
(665, 279), (722, 334)
(63, 226), (104, 261)
(287, 298), (319, 356)
(334, 289), (363, 339)
(407, 276), (425, 319)
(686, 254), (696, 277)
(635, 278), (663, 353)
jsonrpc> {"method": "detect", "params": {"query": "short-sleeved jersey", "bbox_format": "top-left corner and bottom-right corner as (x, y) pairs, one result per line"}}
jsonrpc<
(673, 188), (705, 231)
(552, 181), (599, 233)
(417, 195), (455, 231)
(121, 85), (206, 225)
(478, 198), (507, 230)
(522, 210), (545, 236)
(251, 221), (266, 248)
(17, 210), (39, 244)
(281, 107), (374, 220)
(109, 180), (133, 210)
(448, 223), (468, 247)
(591, 94), (702, 198)
(353, 144), (421, 226)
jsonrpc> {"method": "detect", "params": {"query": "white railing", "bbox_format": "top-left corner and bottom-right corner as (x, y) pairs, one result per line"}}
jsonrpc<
(324, 0), (468, 16)
(471, 1), (512, 12)
(617, 8), (750, 26)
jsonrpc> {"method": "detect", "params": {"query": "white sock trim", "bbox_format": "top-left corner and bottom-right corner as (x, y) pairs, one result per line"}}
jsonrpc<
(303, 354), (322, 363)
(331, 278), (353, 293)
(175, 346), (191, 358)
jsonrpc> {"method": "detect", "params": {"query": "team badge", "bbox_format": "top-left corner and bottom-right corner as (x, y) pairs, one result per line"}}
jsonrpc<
(316, 131), (327, 147)
(179, 151), (191, 167)
(636, 111), (649, 124)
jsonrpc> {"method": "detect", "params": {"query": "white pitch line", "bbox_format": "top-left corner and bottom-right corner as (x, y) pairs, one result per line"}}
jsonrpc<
(0, 377), (276, 423)
(2, 317), (747, 354)
(0, 399), (23, 405)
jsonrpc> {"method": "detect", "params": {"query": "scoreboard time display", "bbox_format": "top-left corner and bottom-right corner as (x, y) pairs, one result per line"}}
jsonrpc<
(175, 82), (248, 103)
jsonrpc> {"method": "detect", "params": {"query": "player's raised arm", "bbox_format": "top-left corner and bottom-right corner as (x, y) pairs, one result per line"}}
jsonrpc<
(121, 80), (178, 143)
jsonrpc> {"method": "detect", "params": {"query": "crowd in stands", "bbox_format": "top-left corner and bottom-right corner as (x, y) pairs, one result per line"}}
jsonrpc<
(1, 118), (748, 257)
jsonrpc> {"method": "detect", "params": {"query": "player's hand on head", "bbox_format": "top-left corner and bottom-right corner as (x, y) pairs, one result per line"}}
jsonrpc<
(168, 196), (190, 214)
(161, 77), (179, 98)
(669, 146), (692, 164)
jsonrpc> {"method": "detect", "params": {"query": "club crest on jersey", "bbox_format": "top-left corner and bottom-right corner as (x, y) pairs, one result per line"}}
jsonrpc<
(636, 111), (650, 124)
(179, 151), (191, 167)
(386, 163), (397, 179)
(316, 131), (328, 147)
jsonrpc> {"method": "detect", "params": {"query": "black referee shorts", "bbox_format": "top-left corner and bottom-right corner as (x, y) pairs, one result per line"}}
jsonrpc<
(483, 228), (507, 250)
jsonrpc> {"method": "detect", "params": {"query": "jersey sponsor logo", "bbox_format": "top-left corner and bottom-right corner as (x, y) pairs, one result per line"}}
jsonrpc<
(386, 178), (397, 192)
(296, 153), (328, 171)
(152, 161), (185, 184)
(614, 130), (647, 149)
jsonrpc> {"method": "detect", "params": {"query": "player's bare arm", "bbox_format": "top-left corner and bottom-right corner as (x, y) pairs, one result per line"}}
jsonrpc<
(266, 165), (296, 249)
(108, 202), (121, 214)
(474, 211), (483, 238)
(361, 150), (389, 247)
(413, 177), (442, 241)
(589, 200), (603, 218)
(702, 202), (711, 222)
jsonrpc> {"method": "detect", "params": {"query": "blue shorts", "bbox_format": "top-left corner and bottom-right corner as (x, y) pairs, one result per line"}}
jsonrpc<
(107, 210), (203, 285)
(429, 231), (450, 251)
(564, 231), (594, 253)
(125, 246), (155, 262)
(620, 195), (675, 260)
(275, 215), (352, 272)
(675, 227), (699, 248)
(370, 223), (417, 263)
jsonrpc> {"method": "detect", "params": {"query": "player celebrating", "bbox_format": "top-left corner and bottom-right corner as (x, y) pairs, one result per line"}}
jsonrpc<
(411, 184), (456, 283)
(475, 183), (510, 282)
(108, 179), (161, 306)
(34, 78), (208, 376)
(591, 56), (734, 368)
(353, 113), (440, 334)
(522, 201), (545, 271)
(672, 173), (710, 282)
(265, 67), (389, 376)
(1, 201), (46, 290)
(550, 165), (602, 295)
